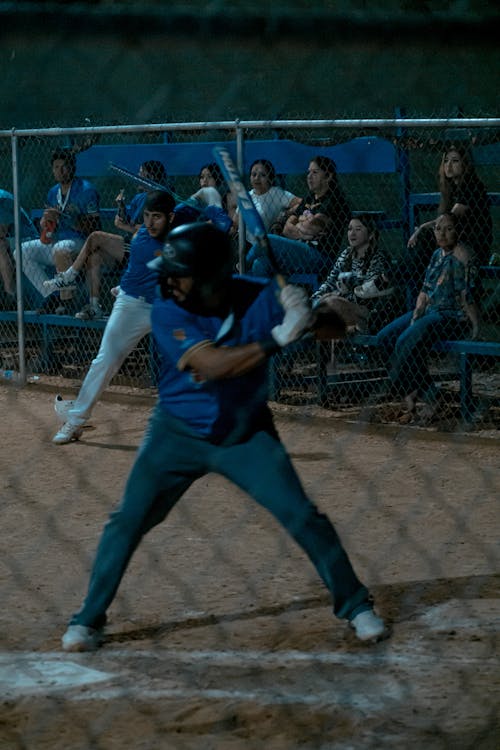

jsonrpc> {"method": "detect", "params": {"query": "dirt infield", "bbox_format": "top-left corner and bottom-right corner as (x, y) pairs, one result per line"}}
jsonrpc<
(1, 384), (499, 749)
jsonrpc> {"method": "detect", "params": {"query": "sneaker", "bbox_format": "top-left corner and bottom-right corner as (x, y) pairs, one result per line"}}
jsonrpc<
(350, 609), (388, 642)
(52, 421), (83, 445)
(75, 303), (105, 320)
(54, 394), (75, 422)
(43, 271), (77, 294)
(62, 624), (102, 652)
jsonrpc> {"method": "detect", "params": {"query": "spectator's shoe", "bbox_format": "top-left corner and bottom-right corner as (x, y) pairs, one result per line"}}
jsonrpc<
(61, 624), (102, 652)
(75, 303), (105, 320)
(52, 421), (83, 445)
(350, 609), (388, 642)
(43, 271), (77, 294)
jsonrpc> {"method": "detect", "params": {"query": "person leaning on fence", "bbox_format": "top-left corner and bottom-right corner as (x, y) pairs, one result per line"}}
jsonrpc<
(234, 158), (300, 247)
(311, 213), (394, 331)
(407, 144), (493, 272)
(372, 212), (479, 424)
(60, 220), (388, 653)
(0, 188), (38, 307)
(246, 156), (350, 279)
(51, 190), (175, 445)
(19, 148), (101, 315)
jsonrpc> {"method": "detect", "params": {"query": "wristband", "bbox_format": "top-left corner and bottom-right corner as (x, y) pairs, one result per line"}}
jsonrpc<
(259, 338), (281, 356)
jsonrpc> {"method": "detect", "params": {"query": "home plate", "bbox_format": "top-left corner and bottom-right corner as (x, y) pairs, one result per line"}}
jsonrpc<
(0, 653), (114, 697)
(418, 598), (500, 631)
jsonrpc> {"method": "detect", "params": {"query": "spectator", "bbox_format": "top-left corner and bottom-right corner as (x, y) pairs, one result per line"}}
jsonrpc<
(19, 148), (101, 314)
(235, 159), (299, 246)
(312, 213), (393, 301)
(246, 156), (350, 280)
(0, 188), (37, 305)
(374, 212), (479, 423)
(114, 160), (169, 236)
(408, 144), (493, 268)
(44, 161), (171, 320)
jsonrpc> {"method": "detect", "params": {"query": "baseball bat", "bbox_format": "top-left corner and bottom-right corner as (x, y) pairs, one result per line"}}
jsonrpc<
(212, 146), (286, 288)
(109, 162), (232, 232)
(212, 147), (361, 341)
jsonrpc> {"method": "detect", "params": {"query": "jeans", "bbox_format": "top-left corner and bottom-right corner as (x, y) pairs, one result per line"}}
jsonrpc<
(246, 234), (328, 278)
(373, 310), (468, 402)
(70, 405), (370, 629)
(68, 290), (152, 426)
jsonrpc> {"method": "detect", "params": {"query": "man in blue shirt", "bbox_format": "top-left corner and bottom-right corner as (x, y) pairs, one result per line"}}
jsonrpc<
(61, 222), (387, 651)
(20, 148), (101, 314)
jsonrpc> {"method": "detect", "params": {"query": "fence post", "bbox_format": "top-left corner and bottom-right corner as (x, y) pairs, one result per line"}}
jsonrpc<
(11, 130), (27, 384)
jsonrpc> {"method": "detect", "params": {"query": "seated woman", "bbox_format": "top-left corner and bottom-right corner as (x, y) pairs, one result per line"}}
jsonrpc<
(407, 144), (492, 271)
(311, 213), (394, 330)
(246, 155), (350, 280)
(235, 159), (299, 245)
(373, 212), (479, 423)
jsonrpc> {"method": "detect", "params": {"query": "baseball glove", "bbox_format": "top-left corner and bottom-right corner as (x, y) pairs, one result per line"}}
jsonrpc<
(311, 294), (369, 340)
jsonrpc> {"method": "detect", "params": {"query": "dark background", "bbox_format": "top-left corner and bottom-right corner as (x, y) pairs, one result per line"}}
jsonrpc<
(1, 1), (498, 128)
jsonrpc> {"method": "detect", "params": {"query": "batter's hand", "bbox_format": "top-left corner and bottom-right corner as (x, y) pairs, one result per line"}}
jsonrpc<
(271, 299), (316, 347)
(279, 284), (309, 311)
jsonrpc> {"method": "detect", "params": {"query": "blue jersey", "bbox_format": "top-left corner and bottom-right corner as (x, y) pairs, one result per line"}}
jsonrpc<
(0, 189), (37, 239)
(47, 177), (100, 241)
(151, 276), (283, 441)
(120, 224), (164, 303)
(125, 192), (148, 226)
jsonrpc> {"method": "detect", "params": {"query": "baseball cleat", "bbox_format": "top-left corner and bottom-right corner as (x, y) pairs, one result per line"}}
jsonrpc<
(62, 624), (102, 652)
(350, 609), (388, 642)
(52, 421), (83, 445)
(54, 394), (75, 422)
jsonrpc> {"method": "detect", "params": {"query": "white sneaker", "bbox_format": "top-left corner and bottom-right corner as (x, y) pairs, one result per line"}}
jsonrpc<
(54, 394), (75, 423)
(62, 624), (102, 652)
(350, 609), (388, 642)
(52, 421), (83, 445)
(43, 270), (77, 294)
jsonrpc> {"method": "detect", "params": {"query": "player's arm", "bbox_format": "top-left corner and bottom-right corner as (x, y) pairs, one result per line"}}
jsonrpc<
(179, 340), (271, 381)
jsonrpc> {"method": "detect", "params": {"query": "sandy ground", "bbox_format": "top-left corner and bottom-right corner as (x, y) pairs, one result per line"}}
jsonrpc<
(0, 384), (499, 749)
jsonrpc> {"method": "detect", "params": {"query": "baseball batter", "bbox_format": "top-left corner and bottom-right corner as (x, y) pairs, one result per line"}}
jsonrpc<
(52, 190), (175, 444)
(61, 222), (387, 651)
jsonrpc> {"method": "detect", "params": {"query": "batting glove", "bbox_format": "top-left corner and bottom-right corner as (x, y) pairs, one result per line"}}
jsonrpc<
(271, 303), (315, 347)
(279, 284), (309, 311)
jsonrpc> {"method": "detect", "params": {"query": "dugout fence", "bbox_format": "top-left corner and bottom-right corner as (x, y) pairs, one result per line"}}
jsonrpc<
(0, 117), (499, 427)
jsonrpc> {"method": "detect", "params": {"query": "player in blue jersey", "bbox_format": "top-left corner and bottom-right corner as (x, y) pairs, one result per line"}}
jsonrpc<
(61, 221), (387, 651)
(52, 190), (175, 445)
(20, 149), (101, 313)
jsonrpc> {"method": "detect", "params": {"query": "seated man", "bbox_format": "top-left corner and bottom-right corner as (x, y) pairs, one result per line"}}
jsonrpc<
(19, 148), (101, 314)
(0, 187), (37, 305)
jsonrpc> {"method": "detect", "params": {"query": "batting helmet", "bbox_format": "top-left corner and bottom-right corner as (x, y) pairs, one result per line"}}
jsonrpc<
(149, 222), (234, 284)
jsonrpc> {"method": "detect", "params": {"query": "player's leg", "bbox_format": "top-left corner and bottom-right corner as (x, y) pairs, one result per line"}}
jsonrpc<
(53, 292), (152, 443)
(215, 428), (374, 622)
(85, 232), (125, 299)
(62, 406), (208, 648)
(53, 239), (82, 305)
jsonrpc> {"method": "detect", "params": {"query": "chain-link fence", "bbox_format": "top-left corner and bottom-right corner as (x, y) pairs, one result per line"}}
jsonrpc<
(1, 117), (499, 749)
(0, 118), (498, 425)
